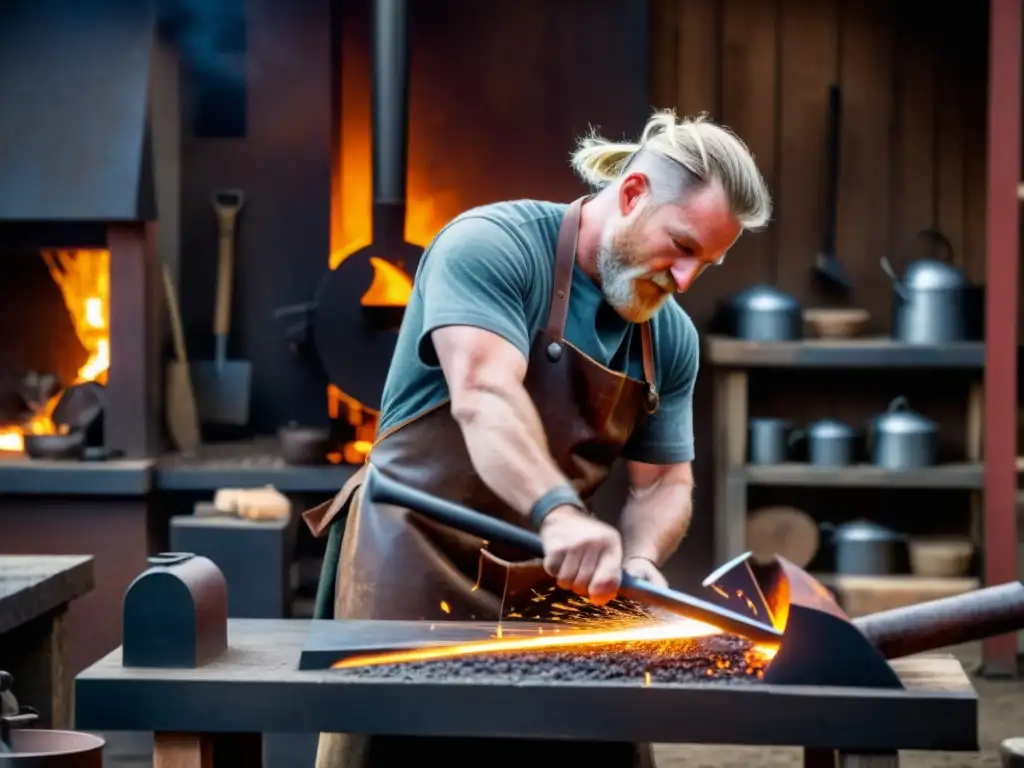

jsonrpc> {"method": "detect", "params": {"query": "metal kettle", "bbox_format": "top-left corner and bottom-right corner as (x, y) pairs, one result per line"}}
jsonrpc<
(821, 519), (910, 575)
(880, 229), (983, 344)
(721, 284), (803, 341)
(866, 396), (938, 470)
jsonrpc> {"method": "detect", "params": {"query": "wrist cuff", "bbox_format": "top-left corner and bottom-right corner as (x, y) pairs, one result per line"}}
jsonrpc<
(529, 484), (584, 529)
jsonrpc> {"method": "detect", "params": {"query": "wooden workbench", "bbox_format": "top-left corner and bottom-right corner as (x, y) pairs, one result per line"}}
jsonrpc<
(75, 619), (979, 767)
(0, 554), (94, 728)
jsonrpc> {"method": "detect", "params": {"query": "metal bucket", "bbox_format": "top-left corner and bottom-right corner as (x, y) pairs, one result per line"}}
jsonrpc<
(0, 731), (104, 767)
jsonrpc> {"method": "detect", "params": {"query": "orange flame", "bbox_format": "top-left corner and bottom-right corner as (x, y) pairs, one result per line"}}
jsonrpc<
(0, 250), (110, 453)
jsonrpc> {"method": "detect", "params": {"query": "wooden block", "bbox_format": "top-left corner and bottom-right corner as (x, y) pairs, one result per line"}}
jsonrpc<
(213, 486), (291, 521)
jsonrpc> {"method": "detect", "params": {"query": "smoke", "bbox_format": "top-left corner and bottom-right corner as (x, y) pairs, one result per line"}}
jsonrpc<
(157, 0), (247, 135)
(157, 0), (245, 83)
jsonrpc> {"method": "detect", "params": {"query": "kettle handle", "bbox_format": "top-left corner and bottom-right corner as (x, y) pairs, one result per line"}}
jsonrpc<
(886, 395), (910, 413)
(909, 227), (957, 266)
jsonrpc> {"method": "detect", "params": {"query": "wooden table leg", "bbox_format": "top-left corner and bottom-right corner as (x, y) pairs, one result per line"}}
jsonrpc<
(803, 748), (835, 767)
(836, 753), (899, 767)
(0, 606), (70, 729)
(153, 733), (264, 768)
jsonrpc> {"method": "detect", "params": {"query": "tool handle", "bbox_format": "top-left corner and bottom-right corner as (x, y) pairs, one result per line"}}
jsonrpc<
(362, 465), (783, 644)
(160, 264), (189, 363)
(212, 191), (244, 337)
(852, 581), (1024, 660)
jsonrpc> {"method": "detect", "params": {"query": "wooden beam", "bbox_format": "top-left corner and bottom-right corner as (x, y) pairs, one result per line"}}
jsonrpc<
(982, 0), (1022, 677)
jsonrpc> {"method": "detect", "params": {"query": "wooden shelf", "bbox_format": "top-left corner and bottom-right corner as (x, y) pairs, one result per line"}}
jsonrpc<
(706, 335), (985, 369)
(738, 462), (983, 490)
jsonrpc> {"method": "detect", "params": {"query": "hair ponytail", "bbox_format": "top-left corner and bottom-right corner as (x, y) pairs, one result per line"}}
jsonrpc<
(569, 133), (641, 188)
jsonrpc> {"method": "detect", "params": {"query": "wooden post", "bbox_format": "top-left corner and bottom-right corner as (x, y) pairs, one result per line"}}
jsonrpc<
(713, 368), (748, 564)
(982, 0), (1022, 677)
(106, 223), (160, 458)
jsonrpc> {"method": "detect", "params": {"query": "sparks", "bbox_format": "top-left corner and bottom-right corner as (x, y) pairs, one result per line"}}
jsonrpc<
(331, 617), (778, 670)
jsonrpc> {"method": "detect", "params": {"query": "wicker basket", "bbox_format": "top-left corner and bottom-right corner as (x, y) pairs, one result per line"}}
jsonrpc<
(909, 537), (974, 578)
(803, 308), (870, 339)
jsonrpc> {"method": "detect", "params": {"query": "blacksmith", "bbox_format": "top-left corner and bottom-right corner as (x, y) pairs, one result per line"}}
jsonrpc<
(304, 109), (772, 768)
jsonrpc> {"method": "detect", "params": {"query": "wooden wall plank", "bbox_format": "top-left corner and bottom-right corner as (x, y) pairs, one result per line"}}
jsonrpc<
(674, 0), (721, 118)
(718, 0), (778, 287)
(889, 0), (937, 256)
(934, 4), (967, 268)
(648, 0), (678, 109)
(774, 0), (840, 303)
(834, 0), (895, 331)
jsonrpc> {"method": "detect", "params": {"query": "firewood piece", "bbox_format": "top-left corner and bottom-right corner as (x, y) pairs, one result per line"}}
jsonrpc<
(212, 486), (290, 521)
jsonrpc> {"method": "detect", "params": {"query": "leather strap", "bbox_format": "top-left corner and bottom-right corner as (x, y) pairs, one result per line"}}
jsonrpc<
(640, 322), (659, 413)
(544, 196), (659, 412)
(529, 484), (585, 529)
(545, 197), (584, 341)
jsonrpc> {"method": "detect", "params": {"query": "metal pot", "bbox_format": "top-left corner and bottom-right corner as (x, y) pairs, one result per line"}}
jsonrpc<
(822, 519), (910, 576)
(747, 418), (799, 464)
(880, 229), (984, 344)
(867, 396), (938, 470)
(723, 284), (802, 341)
(806, 418), (857, 467)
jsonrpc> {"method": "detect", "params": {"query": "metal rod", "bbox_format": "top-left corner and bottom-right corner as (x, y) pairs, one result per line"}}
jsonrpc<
(363, 465), (783, 645)
(854, 581), (1024, 660)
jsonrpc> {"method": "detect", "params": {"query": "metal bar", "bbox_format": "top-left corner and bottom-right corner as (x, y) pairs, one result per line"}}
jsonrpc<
(982, 0), (1021, 677)
(364, 466), (783, 645)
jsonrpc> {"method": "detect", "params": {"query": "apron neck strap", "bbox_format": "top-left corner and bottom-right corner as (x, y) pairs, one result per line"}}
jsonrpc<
(544, 197), (584, 341)
(544, 197), (657, 392)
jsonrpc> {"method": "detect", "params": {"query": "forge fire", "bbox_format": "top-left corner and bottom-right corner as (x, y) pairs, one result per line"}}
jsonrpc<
(330, 590), (779, 685)
(0, 249), (109, 453)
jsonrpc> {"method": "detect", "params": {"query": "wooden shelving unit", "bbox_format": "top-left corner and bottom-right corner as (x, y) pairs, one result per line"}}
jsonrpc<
(708, 335), (986, 570)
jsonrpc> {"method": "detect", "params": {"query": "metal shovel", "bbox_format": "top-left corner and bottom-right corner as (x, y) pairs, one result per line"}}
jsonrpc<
(362, 465), (783, 645)
(192, 189), (252, 426)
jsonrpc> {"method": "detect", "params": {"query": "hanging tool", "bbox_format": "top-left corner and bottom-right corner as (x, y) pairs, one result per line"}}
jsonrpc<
(813, 84), (851, 293)
(192, 189), (252, 426)
(161, 264), (201, 454)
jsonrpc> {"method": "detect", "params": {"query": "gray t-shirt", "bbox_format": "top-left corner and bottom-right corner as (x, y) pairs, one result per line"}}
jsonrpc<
(376, 199), (699, 465)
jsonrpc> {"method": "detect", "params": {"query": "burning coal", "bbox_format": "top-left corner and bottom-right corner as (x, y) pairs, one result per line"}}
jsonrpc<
(331, 589), (779, 682)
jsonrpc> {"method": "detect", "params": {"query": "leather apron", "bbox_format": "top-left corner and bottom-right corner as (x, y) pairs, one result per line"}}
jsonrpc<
(303, 197), (661, 768)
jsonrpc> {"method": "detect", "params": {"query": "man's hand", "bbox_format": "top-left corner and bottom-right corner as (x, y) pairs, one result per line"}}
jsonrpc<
(622, 556), (669, 589)
(539, 506), (623, 605)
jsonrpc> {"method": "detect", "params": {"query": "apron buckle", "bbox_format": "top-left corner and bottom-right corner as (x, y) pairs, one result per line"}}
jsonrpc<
(645, 384), (660, 415)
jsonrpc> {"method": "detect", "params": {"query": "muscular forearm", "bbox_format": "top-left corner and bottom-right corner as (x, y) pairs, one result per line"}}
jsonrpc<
(619, 477), (693, 566)
(452, 380), (569, 517)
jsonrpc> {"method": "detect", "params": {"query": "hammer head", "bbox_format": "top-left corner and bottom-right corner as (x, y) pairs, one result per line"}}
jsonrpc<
(702, 553), (903, 689)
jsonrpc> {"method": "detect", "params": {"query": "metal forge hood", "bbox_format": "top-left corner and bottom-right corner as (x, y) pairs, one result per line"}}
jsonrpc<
(0, 0), (156, 222)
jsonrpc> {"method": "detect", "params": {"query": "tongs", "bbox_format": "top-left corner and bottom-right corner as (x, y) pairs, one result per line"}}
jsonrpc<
(363, 465), (783, 645)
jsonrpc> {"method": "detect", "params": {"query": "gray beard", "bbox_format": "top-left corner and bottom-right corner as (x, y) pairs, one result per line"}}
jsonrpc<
(596, 231), (671, 324)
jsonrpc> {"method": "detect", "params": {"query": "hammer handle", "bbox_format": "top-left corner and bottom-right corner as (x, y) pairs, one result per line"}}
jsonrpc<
(852, 581), (1024, 659)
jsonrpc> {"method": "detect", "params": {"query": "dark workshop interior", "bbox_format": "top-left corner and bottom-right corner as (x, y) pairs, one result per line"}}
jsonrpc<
(1, 0), (1024, 765)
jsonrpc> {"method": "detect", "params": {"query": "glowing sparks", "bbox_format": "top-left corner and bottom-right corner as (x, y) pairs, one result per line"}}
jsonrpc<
(644, 670), (651, 687)
(439, 601), (451, 615)
(330, 617), (777, 670)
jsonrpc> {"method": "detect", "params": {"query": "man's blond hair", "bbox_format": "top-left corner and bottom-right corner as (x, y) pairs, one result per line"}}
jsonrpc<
(570, 109), (773, 232)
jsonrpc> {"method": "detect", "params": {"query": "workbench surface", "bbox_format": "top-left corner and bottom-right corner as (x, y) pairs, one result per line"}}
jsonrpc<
(75, 619), (978, 751)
